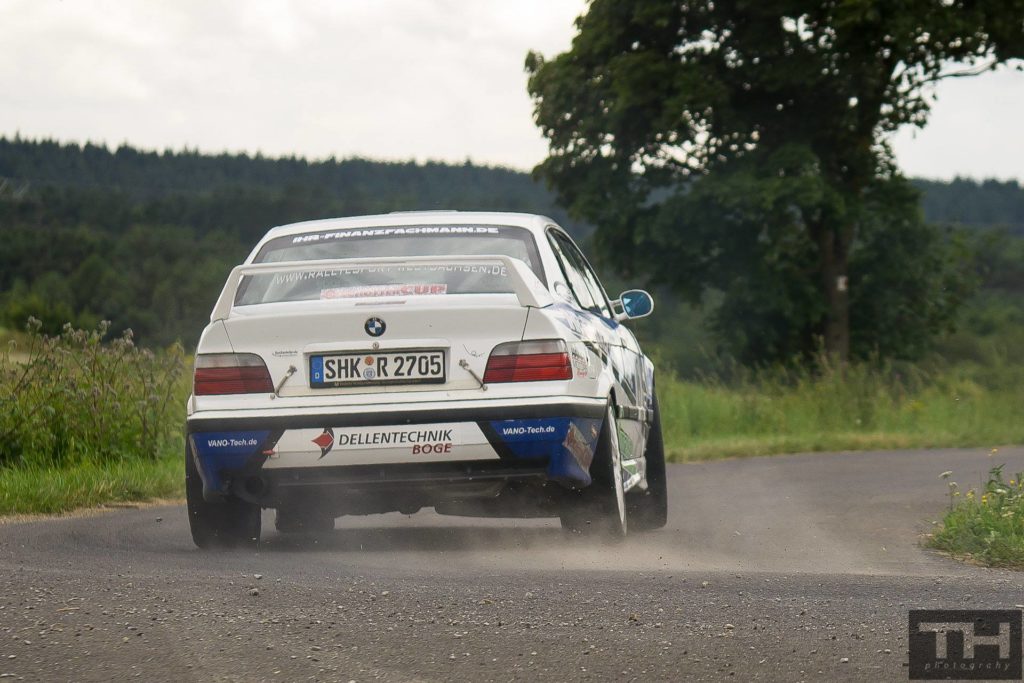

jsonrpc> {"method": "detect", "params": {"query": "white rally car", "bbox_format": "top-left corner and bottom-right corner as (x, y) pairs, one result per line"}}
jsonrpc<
(185, 211), (666, 548)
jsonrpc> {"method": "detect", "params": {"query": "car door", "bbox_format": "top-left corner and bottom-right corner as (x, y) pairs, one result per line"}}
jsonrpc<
(545, 228), (650, 489)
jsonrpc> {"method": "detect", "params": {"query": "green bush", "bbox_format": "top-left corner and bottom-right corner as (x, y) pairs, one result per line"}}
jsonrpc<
(930, 464), (1024, 567)
(0, 318), (187, 469)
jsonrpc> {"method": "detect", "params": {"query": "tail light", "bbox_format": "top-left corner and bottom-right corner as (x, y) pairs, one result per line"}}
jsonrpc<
(483, 340), (573, 383)
(194, 353), (274, 395)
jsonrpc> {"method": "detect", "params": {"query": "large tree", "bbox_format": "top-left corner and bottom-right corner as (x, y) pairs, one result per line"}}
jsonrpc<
(527, 0), (1023, 361)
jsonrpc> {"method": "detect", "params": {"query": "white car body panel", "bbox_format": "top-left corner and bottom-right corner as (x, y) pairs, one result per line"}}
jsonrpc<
(263, 422), (497, 467)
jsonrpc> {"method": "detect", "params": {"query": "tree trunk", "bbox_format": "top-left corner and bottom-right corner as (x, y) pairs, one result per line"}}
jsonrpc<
(818, 227), (851, 362)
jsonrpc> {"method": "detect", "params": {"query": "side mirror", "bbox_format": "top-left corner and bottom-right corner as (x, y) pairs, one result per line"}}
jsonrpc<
(615, 289), (654, 321)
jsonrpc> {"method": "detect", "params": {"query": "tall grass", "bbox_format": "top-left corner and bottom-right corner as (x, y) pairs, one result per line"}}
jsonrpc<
(1, 318), (187, 468)
(0, 456), (182, 516)
(0, 320), (187, 513)
(658, 355), (1024, 461)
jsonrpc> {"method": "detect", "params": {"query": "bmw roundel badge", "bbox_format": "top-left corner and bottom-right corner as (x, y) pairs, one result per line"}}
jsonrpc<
(364, 317), (386, 337)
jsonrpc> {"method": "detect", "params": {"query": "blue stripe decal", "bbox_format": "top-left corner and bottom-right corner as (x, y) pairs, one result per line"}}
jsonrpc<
(488, 417), (602, 487)
(191, 430), (271, 494)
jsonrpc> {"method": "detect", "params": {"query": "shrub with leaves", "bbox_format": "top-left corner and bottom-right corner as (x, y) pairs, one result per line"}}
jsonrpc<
(0, 318), (187, 468)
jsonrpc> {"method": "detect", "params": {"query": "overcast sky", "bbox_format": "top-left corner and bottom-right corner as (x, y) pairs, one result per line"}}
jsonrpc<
(1, 0), (1020, 181)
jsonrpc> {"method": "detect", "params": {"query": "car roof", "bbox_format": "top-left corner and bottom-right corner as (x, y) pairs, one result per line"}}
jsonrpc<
(260, 211), (558, 241)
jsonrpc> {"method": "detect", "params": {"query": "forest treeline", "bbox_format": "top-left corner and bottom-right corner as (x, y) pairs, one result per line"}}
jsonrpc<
(914, 178), (1024, 235)
(1, 137), (1022, 360)
(0, 137), (583, 346)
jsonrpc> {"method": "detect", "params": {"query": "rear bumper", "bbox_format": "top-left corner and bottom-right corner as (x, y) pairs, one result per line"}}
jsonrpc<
(186, 397), (606, 506)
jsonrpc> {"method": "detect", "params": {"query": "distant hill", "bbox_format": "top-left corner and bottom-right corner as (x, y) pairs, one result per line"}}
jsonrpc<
(0, 137), (590, 345)
(914, 177), (1024, 235)
(1, 136), (1022, 347)
(2, 137), (1020, 235)
(0, 136), (584, 245)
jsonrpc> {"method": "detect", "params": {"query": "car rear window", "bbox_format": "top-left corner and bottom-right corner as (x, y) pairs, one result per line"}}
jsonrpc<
(235, 224), (544, 306)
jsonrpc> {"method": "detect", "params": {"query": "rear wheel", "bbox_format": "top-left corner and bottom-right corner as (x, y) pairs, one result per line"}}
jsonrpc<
(559, 404), (628, 539)
(627, 393), (668, 531)
(185, 441), (261, 550)
(274, 508), (335, 534)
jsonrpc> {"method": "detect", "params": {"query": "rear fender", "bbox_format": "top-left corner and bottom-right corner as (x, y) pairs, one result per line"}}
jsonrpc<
(196, 320), (234, 354)
(523, 307), (614, 397)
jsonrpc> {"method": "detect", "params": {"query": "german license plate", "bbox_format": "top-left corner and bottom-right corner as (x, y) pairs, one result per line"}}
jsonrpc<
(309, 350), (445, 387)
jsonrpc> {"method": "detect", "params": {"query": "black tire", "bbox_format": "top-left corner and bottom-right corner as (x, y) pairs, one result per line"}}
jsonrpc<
(559, 404), (628, 539)
(628, 393), (668, 531)
(274, 508), (335, 534)
(185, 441), (261, 549)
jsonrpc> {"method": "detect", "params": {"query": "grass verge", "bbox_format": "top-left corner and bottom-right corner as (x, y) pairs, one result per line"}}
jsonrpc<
(0, 452), (183, 517)
(659, 360), (1024, 462)
(929, 465), (1024, 568)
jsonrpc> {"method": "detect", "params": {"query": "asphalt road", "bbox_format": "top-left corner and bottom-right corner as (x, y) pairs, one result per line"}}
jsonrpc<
(2, 447), (1024, 682)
